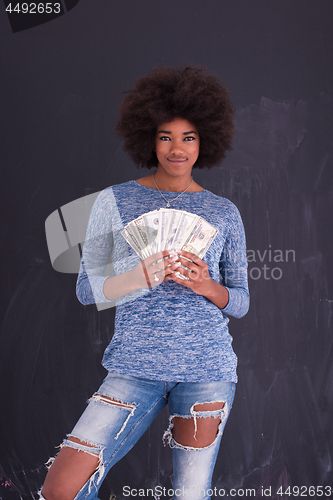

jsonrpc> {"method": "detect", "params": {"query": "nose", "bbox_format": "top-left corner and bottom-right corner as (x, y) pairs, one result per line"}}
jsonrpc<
(169, 139), (184, 155)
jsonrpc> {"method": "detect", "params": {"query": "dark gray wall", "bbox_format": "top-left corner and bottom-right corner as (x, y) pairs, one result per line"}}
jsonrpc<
(0, 1), (332, 499)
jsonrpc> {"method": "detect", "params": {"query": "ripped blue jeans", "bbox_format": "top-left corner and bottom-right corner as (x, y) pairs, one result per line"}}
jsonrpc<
(40, 372), (235, 500)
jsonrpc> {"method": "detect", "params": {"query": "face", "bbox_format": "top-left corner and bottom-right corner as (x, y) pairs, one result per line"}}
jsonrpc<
(154, 117), (200, 178)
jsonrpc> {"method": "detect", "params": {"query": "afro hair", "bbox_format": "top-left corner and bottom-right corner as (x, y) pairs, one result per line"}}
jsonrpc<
(116, 66), (235, 169)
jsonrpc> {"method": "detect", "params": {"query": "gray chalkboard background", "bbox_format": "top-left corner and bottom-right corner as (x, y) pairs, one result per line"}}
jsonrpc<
(0, 1), (332, 499)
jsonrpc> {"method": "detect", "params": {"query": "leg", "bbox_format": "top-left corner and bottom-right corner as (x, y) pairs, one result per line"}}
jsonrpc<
(40, 374), (168, 500)
(172, 401), (225, 448)
(41, 441), (100, 500)
(165, 381), (236, 500)
(42, 397), (135, 500)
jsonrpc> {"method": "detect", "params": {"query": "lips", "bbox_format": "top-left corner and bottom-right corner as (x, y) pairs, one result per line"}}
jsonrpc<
(167, 157), (187, 163)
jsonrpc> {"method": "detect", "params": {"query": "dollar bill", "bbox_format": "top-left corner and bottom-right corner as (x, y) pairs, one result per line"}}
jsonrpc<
(132, 217), (154, 258)
(141, 210), (160, 254)
(163, 209), (184, 250)
(121, 209), (218, 261)
(157, 208), (171, 252)
(171, 211), (199, 250)
(180, 217), (218, 258)
(121, 226), (145, 259)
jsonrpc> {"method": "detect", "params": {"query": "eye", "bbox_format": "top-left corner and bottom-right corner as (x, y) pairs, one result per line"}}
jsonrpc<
(184, 136), (196, 141)
(159, 136), (171, 141)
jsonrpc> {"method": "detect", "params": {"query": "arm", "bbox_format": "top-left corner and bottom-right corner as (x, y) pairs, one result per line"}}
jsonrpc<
(102, 251), (181, 301)
(199, 278), (230, 310)
(167, 206), (249, 318)
(166, 249), (230, 309)
(218, 207), (249, 318)
(76, 189), (115, 305)
(76, 189), (180, 305)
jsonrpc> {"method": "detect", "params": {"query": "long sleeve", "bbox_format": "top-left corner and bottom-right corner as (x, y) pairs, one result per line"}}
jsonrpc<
(75, 187), (146, 309)
(76, 190), (114, 305)
(219, 207), (249, 319)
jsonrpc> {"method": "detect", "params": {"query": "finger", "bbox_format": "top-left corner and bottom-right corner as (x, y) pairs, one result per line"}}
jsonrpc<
(141, 251), (168, 267)
(168, 270), (192, 285)
(173, 266), (196, 281)
(143, 250), (179, 268)
(177, 256), (199, 272)
(152, 257), (181, 277)
(177, 249), (203, 264)
(153, 261), (181, 282)
(158, 254), (180, 270)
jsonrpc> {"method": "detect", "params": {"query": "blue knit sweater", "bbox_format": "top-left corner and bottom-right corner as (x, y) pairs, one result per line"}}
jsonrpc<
(76, 180), (249, 382)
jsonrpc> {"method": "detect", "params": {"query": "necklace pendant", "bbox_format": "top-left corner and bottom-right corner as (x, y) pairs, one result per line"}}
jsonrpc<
(152, 173), (193, 209)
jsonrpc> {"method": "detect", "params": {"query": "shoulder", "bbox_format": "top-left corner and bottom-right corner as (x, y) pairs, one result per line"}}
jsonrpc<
(94, 180), (136, 203)
(200, 190), (245, 234)
(202, 189), (241, 215)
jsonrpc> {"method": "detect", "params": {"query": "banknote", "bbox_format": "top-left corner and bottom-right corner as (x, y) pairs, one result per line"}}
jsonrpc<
(172, 211), (198, 250)
(141, 210), (160, 254)
(132, 217), (154, 258)
(121, 209), (218, 261)
(121, 225), (145, 259)
(180, 217), (218, 258)
(163, 209), (184, 250)
(157, 208), (171, 252)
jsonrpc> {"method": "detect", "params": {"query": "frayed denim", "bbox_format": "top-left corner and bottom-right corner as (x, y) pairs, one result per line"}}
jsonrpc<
(40, 372), (235, 500)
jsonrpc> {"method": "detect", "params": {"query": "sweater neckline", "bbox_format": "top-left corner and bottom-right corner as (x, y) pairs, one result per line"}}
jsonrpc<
(133, 179), (207, 195)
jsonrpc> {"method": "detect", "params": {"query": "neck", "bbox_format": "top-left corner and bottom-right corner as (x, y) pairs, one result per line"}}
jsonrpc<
(153, 170), (193, 192)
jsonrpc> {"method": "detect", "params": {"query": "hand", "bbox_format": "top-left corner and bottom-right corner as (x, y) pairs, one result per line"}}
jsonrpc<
(164, 249), (213, 295)
(132, 250), (182, 289)
(165, 249), (229, 308)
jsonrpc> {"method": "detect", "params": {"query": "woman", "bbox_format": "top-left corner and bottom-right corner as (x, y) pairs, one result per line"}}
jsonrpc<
(40, 66), (249, 500)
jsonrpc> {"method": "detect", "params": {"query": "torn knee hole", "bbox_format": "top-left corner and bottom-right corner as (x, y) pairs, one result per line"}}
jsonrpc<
(63, 436), (102, 458)
(193, 401), (225, 412)
(163, 401), (227, 450)
(67, 436), (98, 448)
(60, 437), (106, 492)
(170, 415), (221, 449)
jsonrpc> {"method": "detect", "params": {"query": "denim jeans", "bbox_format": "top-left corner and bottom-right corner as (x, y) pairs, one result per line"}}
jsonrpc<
(40, 372), (235, 500)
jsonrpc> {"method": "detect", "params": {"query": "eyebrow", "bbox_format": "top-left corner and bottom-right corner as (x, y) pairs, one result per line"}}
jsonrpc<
(157, 130), (198, 135)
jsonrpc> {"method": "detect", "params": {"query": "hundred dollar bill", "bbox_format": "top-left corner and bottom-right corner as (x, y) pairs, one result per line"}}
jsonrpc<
(122, 210), (165, 258)
(121, 209), (218, 263)
(122, 212), (157, 258)
(157, 208), (171, 252)
(180, 217), (218, 258)
(132, 217), (153, 258)
(121, 225), (145, 259)
(163, 209), (184, 250)
(141, 210), (160, 255)
(126, 219), (150, 258)
(171, 211), (199, 250)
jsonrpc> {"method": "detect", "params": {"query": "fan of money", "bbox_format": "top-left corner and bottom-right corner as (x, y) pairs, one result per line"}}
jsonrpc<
(121, 209), (218, 260)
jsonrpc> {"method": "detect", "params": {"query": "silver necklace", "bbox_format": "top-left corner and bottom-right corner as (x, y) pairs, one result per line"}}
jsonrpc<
(152, 173), (193, 207)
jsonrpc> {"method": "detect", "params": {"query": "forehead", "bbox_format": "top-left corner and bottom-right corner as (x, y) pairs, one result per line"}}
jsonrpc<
(156, 117), (198, 133)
